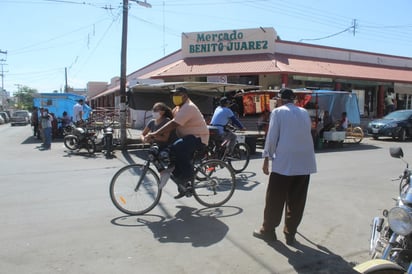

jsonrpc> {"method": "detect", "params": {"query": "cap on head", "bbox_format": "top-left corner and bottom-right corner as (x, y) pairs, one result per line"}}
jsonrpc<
(278, 88), (295, 100)
(219, 96), (229, 106)
(171, 87), (188, 94)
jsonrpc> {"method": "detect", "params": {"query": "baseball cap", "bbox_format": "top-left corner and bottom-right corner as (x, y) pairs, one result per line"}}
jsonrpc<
(219, 97), (229, 105)
(170, 87), (189, 94)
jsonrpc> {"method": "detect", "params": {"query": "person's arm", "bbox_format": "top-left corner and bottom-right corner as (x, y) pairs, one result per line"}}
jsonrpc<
(147, 120), (179, 140)
(229, 115), (246, 130)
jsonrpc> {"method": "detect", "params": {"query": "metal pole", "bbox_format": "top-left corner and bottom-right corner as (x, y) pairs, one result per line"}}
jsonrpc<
(119, 0), (128, 148)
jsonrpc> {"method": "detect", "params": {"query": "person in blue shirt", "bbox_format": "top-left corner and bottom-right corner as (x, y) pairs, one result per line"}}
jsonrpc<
(210, 97), (246, 154)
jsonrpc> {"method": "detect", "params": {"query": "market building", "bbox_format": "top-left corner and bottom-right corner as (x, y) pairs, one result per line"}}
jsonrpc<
(89, 27), (412, 127)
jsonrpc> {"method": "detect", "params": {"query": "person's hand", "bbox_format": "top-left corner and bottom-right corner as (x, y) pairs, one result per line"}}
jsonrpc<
(145, 132), (156, 142)
(262, 158), (269, 175)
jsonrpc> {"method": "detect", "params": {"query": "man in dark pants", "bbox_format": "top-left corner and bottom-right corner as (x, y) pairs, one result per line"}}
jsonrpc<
(253, 88), (317, 245)
(147, 87), (209, 199)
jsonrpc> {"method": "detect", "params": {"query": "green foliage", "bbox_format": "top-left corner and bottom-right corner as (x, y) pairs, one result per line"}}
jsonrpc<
(14, 86), (38, 110)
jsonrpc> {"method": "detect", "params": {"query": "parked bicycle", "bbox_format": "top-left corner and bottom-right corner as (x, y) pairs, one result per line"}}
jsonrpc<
(206, 125), (250, 173)
(109, 143), (236, 215)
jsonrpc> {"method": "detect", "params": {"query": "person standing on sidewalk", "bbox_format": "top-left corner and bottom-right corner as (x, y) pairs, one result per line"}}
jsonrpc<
(73, 99), (84, 126)
(40, 108), (53, 150)
(253, 88), (317, 245)
(31, 107), (39, 137)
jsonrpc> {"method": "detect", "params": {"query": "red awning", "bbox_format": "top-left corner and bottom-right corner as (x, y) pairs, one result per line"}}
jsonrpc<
(151, 53), (412, 83)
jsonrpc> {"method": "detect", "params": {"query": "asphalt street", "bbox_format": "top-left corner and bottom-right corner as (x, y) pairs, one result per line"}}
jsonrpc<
(1, 123), (411, 274)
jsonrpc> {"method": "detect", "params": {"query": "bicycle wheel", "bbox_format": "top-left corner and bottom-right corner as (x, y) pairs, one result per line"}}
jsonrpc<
(192, 159), (236, 207)
(110, 164), (161, 215)
(352, 127), (363, 143)
(227, 143), (250, 173)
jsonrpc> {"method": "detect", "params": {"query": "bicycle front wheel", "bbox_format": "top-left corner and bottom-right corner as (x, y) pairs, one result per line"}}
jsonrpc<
(192, 159), (236, 207)
(109, 164), (161, 215)
(227, 143), (250, 173)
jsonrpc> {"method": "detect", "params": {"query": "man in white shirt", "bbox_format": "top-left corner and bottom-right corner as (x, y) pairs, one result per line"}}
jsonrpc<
(73, 99), (84, 125)
(253, 88), (317, 245)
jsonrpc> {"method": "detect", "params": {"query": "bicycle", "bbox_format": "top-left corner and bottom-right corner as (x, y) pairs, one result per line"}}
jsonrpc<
(206, 125), (250, 173)
(109, 143), (236, 215)
(344, 124), (364, 143)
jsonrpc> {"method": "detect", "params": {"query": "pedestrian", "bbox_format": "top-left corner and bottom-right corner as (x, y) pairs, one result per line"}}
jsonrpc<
(253, 88), (317, 245)
(385, 93), (395, 115)
(31, 107), (39, 137)
(73, 99), (84, 126)
(147, 87), (209, 199)
(40, 108), (53, 150)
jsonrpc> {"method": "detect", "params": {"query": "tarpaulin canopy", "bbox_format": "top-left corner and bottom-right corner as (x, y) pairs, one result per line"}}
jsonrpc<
(306, 90), (361, 125)
(33, 93), (92, 120)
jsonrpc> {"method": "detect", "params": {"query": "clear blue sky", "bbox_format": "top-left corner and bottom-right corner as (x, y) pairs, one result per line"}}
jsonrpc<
(1, 0), (411, 94)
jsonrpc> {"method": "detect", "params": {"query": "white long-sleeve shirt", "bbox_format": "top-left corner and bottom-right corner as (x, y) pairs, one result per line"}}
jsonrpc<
(262, 103), (317, 176)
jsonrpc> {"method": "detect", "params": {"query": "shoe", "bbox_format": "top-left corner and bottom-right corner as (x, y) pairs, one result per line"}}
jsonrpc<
(253, 229), (276, 242)
(285, 234), (295, 246)
(174, 192), (186, 199)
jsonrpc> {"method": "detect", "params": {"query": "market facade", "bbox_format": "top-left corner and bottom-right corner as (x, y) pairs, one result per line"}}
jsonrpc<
(89, 27), (412, 126)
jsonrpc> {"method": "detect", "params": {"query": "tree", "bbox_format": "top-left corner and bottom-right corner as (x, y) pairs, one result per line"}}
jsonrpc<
(14, 86), (38, 110)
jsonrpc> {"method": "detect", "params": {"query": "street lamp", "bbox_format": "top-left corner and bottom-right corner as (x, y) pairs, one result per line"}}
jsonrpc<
(134, 0), (152, 8)
(119, 0), (151, 148)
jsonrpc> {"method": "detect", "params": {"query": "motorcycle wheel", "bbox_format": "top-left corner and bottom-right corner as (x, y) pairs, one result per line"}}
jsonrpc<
(85, 138), (96, 155)
(64, 135), (79, 150)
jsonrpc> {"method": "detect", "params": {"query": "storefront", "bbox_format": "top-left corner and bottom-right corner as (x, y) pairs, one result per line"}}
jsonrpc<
(89, 27), (412, 122)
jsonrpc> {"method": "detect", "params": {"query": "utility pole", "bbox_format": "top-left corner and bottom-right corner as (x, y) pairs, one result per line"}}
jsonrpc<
(65, 67), (68, 93)
(119, 0), (129, 148)
(119, 0), (151, 148)
(0, 50), (7, 92)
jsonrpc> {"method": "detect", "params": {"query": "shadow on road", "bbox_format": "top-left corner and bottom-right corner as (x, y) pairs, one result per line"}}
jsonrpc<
(268, 232), (358, 274)
(315, 142), (381, 154)
(111, 206), (230, 247)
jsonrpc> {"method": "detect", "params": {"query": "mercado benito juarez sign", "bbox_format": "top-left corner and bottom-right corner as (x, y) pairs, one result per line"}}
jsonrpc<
(181, 27), (276, 58)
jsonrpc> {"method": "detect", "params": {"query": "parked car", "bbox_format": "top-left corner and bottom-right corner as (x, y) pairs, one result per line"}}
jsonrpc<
(0, 111), (10, 123)
(0, 115), (4, 124)
(367, 109), (412, 141)
(10, 110), (30, 126)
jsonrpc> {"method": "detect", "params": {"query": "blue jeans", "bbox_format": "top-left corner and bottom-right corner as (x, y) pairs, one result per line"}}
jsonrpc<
(43, 127), (52, 148)
(170, 135), (202, 182)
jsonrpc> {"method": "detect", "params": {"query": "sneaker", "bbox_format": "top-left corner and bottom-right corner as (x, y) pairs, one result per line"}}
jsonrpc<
(253, 229), (277, 242)
(174, 192), (186, 199)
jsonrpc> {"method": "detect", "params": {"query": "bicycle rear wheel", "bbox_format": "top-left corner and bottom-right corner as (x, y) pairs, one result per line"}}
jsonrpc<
(109, 164), (161, 215)
(352, 127), (364, 143)
(192, 159), (236, 207)
(227, 143), (250, 173)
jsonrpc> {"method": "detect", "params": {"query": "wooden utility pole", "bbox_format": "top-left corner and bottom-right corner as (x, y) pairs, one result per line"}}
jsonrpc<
(119, 0), (128, 148)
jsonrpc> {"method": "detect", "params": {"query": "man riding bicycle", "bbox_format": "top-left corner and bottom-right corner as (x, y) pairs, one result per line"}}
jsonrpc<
(147, 87), (209, 199)
(210, 97), (246, 154)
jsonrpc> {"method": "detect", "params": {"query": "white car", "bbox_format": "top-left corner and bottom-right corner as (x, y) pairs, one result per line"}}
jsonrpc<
(10, 110), (30, 126)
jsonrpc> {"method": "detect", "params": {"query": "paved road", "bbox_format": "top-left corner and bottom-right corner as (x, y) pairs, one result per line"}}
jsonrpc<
(1, 123), (410, 274)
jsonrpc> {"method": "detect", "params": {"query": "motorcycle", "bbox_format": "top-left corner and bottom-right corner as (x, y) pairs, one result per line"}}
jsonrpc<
(95, 121), (116, 158)
(354, 147), (412, 274)
(63, 125), (97, 155)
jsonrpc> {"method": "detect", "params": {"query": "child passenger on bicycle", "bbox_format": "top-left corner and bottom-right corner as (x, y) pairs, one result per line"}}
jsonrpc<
(210, 97), (246, 154)
(141, 102), (177, 148)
